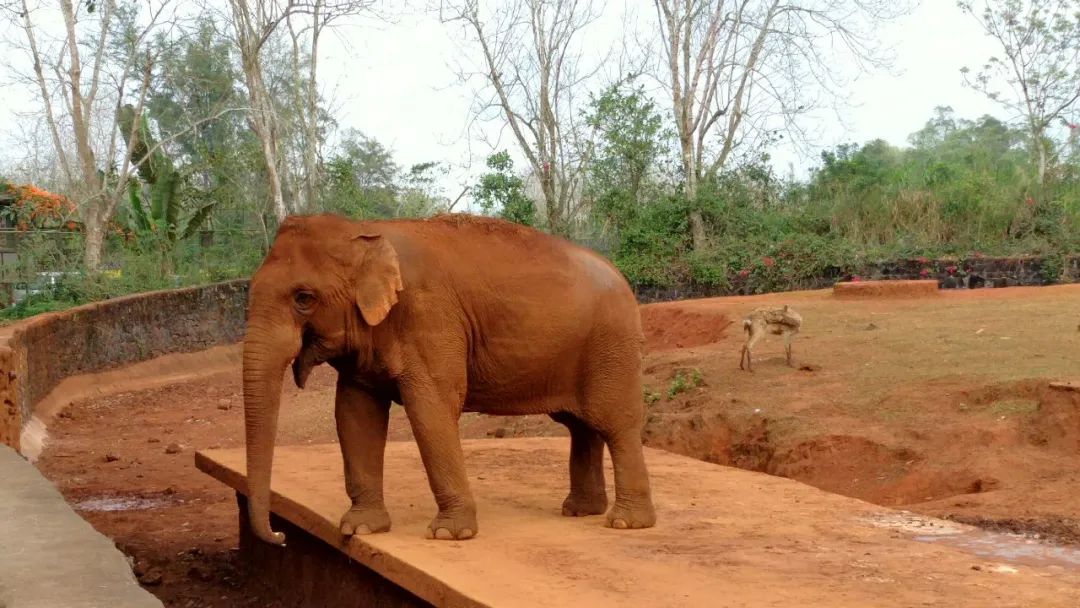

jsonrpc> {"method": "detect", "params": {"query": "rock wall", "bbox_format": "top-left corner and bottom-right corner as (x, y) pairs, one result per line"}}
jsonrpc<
(635, 254), (1080, 303)
(0, 280), (248, 451)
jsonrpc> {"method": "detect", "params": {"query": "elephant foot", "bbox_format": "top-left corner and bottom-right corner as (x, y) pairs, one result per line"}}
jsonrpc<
(561, 492), (608, 517)
(339, 505), (391, 536)
(605, 499), (656, 530)
(425, 508), (478, 541)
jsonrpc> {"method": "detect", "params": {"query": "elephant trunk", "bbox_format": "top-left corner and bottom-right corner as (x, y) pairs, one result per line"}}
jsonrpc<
(242, 312), (301, 547)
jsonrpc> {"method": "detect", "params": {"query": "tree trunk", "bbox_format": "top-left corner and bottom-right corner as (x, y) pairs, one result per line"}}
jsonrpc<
(303, 2), (322, 212)
(246, 64), (289, 223)
(680, 133), (707, 251)
(83, 214), (105, 272)
(1036, 136), (1047, 186)
(688, 211), (706, 250)
(60, 0), (111, 271)
(542, 172), (560, 235)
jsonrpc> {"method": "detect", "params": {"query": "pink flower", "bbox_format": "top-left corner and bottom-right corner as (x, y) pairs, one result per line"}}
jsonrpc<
(737, 269), (750, 278)
(945, 265), (957, 275)
(762, 256), (776, 268)
(919, 268), (930, 278)
(1025, 196), (1036, 207)
(851, 275), (862, 282)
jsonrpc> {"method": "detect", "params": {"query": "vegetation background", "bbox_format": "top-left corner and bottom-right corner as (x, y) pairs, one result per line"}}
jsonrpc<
(0, 0), (1077, 320)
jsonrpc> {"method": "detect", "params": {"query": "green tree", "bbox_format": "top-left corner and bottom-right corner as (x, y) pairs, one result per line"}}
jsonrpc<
(144, 20), (258, 232)
(584, 82), (669, 231)
(473, 152), (536, 226)
(397, 162), (447, 218)
(321, 129), (399, 218)
(116, 104), (217, 273)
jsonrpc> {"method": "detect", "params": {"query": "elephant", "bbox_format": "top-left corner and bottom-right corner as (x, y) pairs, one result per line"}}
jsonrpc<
(242, 213), (656, 545)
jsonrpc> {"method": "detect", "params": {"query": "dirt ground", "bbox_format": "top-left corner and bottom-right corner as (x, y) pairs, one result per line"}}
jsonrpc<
(34, 283), (1080, 606)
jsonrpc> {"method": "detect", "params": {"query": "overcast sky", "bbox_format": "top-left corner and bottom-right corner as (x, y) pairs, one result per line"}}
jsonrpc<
(0, 1), (1006, 206)
(316, 0), (1004, 202)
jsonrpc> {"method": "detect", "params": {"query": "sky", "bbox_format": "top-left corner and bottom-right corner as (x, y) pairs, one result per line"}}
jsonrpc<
(0, 1), (1007, 207)
(315, 0), (1004, 202)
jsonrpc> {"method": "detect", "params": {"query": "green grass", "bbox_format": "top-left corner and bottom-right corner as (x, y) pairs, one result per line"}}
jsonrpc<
(985, 399), (1040, 417)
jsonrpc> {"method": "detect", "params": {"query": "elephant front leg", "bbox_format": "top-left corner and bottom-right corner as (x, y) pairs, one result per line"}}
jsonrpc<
(335, 378), (392, 536)
(401, 381), (478, 541)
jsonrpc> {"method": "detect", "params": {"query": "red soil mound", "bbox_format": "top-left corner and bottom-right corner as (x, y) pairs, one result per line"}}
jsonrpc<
(833, 280), (939, 298)
(640, 306), (732, 352)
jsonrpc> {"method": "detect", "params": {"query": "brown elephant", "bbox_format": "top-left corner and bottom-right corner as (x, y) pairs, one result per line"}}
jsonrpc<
(242, 213), (656, 545)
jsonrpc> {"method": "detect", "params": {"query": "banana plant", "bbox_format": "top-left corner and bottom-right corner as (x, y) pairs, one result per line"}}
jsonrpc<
(117, 104), (216, 243)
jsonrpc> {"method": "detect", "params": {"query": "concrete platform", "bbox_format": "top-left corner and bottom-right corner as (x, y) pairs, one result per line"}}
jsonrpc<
(0, 445), (162, 608)
(196, 439), (1080, 608)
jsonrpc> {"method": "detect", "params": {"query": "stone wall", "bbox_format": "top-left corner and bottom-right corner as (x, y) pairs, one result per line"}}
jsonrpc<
(0, 280), (249, 451)
(635, 254), (1080, 303)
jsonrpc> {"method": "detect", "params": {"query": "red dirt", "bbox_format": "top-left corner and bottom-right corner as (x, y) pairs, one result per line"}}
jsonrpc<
(32, 283), (1080, 605)
(640, 305), (732, 351)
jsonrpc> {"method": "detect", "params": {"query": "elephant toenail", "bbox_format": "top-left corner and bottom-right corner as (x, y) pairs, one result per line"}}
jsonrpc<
(435, 528), (454, 540)
(424, 528), (435, 540)
(612, 519), (628, 529)
(341, 523), (352, 535)
(459, 528), (474, 539)
(355, 524), (372, 535)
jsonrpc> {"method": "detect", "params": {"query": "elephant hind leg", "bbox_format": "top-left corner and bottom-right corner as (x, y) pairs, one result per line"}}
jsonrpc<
(577, 359), (656, 530)
(550, 412), (607, 516)
(602, 429), (657, 529)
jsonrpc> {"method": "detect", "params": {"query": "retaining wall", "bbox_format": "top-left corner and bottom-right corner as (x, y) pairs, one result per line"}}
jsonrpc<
(0, 280), (249, 451)
(635, 254), (1080, 303)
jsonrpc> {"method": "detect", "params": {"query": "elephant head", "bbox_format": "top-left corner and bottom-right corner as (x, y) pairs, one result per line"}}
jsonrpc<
(242, 215), (403, 545)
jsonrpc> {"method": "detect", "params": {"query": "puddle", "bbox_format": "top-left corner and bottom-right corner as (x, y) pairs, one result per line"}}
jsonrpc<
(73, 495), (176, 512)
(863, 511), (1080, 571)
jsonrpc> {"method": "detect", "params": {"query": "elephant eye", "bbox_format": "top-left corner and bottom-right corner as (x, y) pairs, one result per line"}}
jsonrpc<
(293, 291), (316, 309)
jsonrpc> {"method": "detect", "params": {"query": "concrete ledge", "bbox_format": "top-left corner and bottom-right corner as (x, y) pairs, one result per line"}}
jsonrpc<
(196, 439), (1080, 607)
(236, 493), (433, 608)
(0, 445), (162, 608)
(833, 279), (940, 298)
(0, 279), (248, 453)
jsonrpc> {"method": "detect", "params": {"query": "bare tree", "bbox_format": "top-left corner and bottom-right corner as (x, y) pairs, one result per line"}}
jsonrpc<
(441, 0), (602, 235)
(285, 0), (382, 212)
(226, 0), (379, 222)
(227, 0), (294, 222)
(8, 0), (170, 269)
(959, 0), (1080, 186)
(6, 0), (249, 269)
(651, 0), (908, 250)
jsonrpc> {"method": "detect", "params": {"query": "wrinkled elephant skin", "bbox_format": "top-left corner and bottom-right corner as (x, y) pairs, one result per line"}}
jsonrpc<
(242, 213), (655, 545)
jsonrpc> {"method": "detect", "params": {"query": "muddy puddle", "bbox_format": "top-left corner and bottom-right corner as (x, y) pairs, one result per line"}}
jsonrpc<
(864, 512), (1080, 571)
(73, 494), (177, 512)
(915, 528), (1080, 570)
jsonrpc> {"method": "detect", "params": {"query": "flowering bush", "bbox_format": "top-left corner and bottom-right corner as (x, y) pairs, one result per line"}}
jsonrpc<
(0, 181), (79, 231)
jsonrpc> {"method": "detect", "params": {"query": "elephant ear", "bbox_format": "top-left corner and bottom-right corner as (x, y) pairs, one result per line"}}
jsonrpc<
(352, 232), (404, 326)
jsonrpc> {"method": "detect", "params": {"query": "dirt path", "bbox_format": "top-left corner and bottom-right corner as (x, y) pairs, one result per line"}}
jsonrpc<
(34, 284), (1080, 606)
